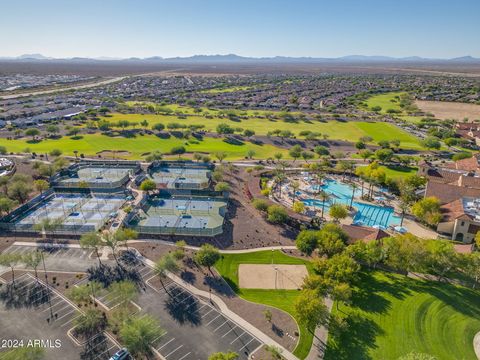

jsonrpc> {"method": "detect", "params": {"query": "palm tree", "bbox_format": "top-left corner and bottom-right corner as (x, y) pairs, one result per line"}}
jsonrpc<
(349, 183), (358, 210)
(291, 180), (300, 203)
(399, 200), (410, 227)
(319, 191), (331, 219)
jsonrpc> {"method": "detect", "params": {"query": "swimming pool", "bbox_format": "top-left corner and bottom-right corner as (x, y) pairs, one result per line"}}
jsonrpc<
(303, 179), (400, 228)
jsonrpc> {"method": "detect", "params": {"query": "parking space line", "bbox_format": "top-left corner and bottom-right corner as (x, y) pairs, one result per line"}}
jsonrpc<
(41, 299), (61, 312)
(157, 338), (175, 350)
(165, 345), (183, 358)
(205, 314), (222, 326)
(15, 279), (36, 292)
(202, 308), (215, 317)
(32, 292), (53, 306)
(177, 352), (191, 360)
(8, 247), (22, 254)
(51, 303), (71, 314)
(238, 338), (255, 351)
(152, 330), (168, 344)
(67, 249), (79, 257)
(221, 326), (238, 338)
(61, 313), (82, 327)
(213, 320), (229, 332)
(230, 331), (246, 344)
(55, 309), (76, 322)
(94, 344), (116, 359)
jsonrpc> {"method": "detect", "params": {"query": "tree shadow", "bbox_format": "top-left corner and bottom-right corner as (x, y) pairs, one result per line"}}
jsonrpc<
(325, 311), (383, 360)
(0, 279), (51, 309)
(350, 272), (412, 314)
(80, 333), (110, 360)
(204, 275), (236, 297)
(163, 287), (201, 326)
(271, 323), (284, 337)
(180, 270), (196, 284)
(87, 264), (145, 290)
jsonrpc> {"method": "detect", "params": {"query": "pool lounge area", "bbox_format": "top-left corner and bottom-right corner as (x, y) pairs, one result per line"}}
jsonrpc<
(303, 179), (401, 228)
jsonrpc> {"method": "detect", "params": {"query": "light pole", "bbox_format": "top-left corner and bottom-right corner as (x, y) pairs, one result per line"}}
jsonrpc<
(40, 250), (54, 321)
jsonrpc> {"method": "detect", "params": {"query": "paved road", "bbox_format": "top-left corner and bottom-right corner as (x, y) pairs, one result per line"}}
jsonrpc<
(0, 76), (127, 99)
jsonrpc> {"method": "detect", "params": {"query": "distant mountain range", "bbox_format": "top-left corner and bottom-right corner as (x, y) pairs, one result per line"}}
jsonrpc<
(1, 53), (480, 64)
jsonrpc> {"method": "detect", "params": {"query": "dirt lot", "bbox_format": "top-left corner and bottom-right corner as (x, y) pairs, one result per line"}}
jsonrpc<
(416, 100), (480, 120)
(238, 264), (308, 290)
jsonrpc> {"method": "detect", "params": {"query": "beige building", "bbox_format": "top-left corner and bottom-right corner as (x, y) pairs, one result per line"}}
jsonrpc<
(438, 197), (480, 243)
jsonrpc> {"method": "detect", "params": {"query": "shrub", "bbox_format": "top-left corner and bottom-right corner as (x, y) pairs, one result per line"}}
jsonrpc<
(252, 198), (269, 212)
(267, 205), (288, 224)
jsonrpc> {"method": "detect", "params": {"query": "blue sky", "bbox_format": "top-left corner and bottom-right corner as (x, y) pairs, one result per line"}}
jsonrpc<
(2, 0), (479, 58)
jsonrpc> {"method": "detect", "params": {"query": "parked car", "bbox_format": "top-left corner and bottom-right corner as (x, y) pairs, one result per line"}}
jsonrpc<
(109, 348), (131, 360)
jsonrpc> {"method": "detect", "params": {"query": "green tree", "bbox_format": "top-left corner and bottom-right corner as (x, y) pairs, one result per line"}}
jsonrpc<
(296, 230), (318, 255)
(154, 254), (179, 294)
(331, 282), (352, 310)
(194, 244), (220, 274)
(108, 280), (138, 307)
(289, 145), (302, 162)
(140, 179), (157, 193)
(329, 203), (348, 223)
(0, 253), (22, 283)
(267, 205), (288, 224)
(216, 123), (234, 134)
(0, 197), (16, 215)
(214, 181), (230, 192)
(120, 315), (163, 358)
(25, 128), (40, 140)
(214, 151), (228, 163)
(293, 201), (305, 214)
(294, 289), (329, 332)
(7, 180), (32, 203)
(22, 251), (43, 282)
(79, 232), (104, 267)
(152, 123), (165, 132)
(422, 136), (441, 150)
(411, 197), (441, 226)
(34, 179), (49, 194)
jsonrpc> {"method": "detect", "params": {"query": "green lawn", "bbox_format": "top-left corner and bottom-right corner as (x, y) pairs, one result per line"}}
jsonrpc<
(364, 92), (407, 114)
(325, 271), (480, 360)
(215, 251), (314, 359)
(100, 113), (424, 150)
(378, 165), (418, 180)
(0, 133), (289, 160)
(355, 122), (423, 150)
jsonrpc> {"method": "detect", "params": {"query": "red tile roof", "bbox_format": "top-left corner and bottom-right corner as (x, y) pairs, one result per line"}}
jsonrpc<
(425, 181), (480, 204)
(341, 224), (389, 243)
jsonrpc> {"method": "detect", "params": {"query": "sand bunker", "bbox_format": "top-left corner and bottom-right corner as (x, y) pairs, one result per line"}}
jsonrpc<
(238, 264), (308, 290)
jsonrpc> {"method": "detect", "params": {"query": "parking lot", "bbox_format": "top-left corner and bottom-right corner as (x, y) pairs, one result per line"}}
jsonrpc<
(2, 244), (108, 272)
(0, 273), (119, 360)
(139, 265), (262, 360)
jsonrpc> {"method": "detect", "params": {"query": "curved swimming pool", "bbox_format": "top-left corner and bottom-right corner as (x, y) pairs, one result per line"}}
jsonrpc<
(303, 179), (401, 228)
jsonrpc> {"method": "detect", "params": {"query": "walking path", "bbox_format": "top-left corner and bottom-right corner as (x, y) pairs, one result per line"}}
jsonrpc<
(128, 239), (297, 254)
(306, 298), (333, 360)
